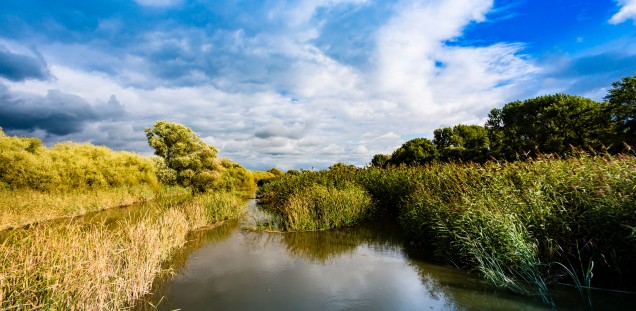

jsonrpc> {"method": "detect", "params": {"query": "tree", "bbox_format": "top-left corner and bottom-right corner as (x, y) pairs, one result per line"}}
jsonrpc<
(329, 162), (357, 171)
(145, 120), (222, 192)
(370, 154), (390, 167)
(434, 125), (489, 162)
(605, 74), (636, 149)
(388, 138), (438, 166)
(267, 167), (284, 177)
(485, 94), (611, 159)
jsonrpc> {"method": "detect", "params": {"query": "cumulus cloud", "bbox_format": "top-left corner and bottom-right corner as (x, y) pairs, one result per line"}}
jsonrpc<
(0, 47), (50, 81)
(0, 0), (545, 169)
(372, 0), (534, 125)
(610, 0), (636, 24)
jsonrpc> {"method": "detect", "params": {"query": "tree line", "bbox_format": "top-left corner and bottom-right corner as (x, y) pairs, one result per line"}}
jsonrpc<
(372, 74), (636, 167)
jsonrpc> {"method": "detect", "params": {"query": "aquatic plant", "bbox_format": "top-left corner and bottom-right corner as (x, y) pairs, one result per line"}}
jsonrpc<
(258, 154), (636, 303)
(280, 183), (374, 231)
(0, 191), (245, 310)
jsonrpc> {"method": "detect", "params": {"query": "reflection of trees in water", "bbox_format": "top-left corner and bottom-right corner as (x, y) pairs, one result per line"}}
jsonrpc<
(134, 220), (238, 310)
(404, 251), (551, 311)
(281, 218), (405, 263)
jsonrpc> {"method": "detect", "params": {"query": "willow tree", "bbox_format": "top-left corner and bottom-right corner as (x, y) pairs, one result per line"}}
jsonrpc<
(145, 121), (222, 192)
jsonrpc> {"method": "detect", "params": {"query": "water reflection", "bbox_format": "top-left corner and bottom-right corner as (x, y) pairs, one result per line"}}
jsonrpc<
(138, 203), (636, 311)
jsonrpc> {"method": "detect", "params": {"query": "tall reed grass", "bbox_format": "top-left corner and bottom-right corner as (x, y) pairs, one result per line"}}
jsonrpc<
(0, 186), (170, 231)
(0, 191), (244, 310)
(281, 183), (374, 231)
(257, 154), (636, 303)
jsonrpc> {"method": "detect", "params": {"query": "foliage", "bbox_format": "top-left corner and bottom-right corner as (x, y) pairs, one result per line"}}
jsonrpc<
(388, 138), (439, 166)
(370, 154), (390, 167)
(216, 158), (254, 193)
(145, 121), (222, 192)
(280, 183), (374, 231)
(485, 94), (611, 159)
(259, 155), (636, 303)
(329, 162), (357, 171)
(145, 121), (252, 193)
(0, 135), (158, 192)
(605, 74), (636, 148)
(253, 171), (278, 187)
(434, 124), (489, 162)
(267, 167), (284, 177)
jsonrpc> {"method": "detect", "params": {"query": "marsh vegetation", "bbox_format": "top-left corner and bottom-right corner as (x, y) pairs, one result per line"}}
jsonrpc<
(1, 75), (635, 309)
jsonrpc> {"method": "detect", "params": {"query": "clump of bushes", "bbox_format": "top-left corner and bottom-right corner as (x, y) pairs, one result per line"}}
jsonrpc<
(0, 134), (158, 192)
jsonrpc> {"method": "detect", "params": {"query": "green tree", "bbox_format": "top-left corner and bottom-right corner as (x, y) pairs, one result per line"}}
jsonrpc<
(145, 120), (221, 192)
(388, 138), (438, 166)
(329, 162), (357, 171)
(485, 94), (611, 159)
(267, 167), (284, 177)
(434, 125), (489, 162)
(370, 154), (390, 167)
(605, 74), (636, 149)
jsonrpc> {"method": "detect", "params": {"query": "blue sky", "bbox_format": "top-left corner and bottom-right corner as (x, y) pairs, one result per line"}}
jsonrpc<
(0, 0), (635, 170)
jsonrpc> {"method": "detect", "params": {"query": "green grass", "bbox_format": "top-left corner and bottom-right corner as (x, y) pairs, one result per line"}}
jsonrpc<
(279, 183), (374, 231)
(257, 154), (636, 303)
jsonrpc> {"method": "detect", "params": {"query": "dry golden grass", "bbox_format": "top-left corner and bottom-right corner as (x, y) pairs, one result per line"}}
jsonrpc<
(0, 187), (161, 231)
(0, 191), (244, 310)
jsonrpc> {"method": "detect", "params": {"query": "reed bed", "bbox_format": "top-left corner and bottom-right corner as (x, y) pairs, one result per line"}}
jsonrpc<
(0, 186), (167, 231)
(258, 154), (636, 303)
(281, 183), (374, 231)
(397, 155), (636, 299)
(0, 191), (244, 310)
(259, 173), (374, 231)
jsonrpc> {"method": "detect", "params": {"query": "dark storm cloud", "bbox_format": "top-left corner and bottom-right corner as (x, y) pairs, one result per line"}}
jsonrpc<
(0, 85), (124, 135)
(0, 47), (50, 81)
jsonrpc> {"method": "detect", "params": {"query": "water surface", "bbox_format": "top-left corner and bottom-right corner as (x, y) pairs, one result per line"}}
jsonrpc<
(140, 202), (636, 310)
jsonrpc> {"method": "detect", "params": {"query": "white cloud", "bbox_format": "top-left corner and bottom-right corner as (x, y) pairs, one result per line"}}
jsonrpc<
(1, 0), (543, 170)
(372, 0), (534, 126)
(610, 0), (636, 24)
(352, 145), (369, 154)
(322, 143), (345, 154)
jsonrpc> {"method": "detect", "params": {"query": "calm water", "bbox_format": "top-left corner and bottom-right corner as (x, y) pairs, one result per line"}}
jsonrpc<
(138, 201), (636, 311)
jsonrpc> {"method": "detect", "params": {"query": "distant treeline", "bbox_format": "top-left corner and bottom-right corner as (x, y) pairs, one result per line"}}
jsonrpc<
(372, 74), (636, 167)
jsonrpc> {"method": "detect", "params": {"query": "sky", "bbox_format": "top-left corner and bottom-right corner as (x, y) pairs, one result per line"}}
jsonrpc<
(0, 0), (635, 171)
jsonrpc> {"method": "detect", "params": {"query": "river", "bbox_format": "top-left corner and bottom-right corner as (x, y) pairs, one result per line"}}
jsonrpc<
(135, 200), (636, 311)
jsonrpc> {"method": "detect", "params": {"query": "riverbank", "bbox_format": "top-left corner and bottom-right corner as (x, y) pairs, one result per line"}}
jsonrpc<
(0, 186), (192, 231)
(258, 154), (636, 304)
(0, 191), (246, 310)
